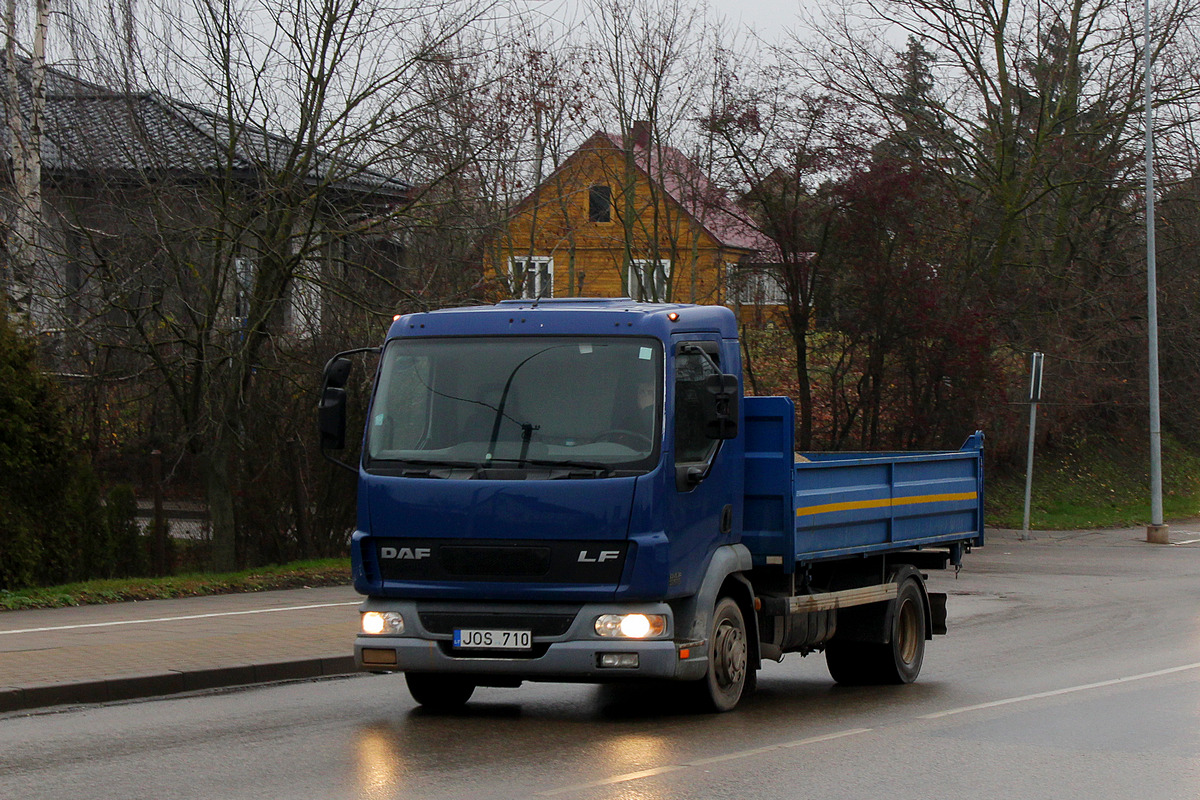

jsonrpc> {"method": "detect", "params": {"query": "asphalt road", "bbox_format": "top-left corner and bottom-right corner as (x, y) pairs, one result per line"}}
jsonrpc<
(4, 527), (1200, 800)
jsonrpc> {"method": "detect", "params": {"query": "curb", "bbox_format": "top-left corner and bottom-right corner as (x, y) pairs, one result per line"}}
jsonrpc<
(0, 655), (358, 714)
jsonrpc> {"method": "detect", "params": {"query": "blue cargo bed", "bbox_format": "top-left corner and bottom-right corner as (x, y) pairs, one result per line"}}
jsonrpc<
(741, 396), (985, 571)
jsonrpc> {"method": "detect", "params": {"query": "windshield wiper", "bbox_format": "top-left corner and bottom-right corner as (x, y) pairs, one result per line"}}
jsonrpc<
(484, 457), (615, 477)
(394, 458), (484, 468)
(383, 458), (485, 477)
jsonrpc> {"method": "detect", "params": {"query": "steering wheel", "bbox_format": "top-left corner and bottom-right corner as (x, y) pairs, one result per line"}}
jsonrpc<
(594, 429), (653, 449)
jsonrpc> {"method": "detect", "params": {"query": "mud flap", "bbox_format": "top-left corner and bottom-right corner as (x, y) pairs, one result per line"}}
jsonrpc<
(928, 591), (948, 636)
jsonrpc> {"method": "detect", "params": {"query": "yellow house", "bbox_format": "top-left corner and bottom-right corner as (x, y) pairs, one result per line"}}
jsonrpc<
(492, 123), (777, 307)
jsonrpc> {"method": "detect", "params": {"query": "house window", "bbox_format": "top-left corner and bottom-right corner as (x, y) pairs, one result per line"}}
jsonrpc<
(726, 264), (787, 306)
(510, 257), (553, 299)
(233, 256), (255, 325)
(628, 259), (670, 302)
(589, 185), (612, 223)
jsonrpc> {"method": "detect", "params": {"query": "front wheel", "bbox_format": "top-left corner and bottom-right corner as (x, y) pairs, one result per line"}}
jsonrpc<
(405, 672), (476, 711)
(690, 596), (751, 712)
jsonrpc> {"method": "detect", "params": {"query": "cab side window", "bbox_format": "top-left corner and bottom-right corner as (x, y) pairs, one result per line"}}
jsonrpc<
(675, 345), (719, 468)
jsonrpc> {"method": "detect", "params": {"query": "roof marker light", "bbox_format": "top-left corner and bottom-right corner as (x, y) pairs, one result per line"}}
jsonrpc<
(668, 312), (680, 322)
(393, 315), (401, 322)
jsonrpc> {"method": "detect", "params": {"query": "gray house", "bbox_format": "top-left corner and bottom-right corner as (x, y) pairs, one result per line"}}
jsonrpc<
(1, 59), (410, 358)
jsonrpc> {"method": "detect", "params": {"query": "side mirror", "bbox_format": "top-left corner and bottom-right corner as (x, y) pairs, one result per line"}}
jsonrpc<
(703, 373), (739, 439)
(319, 356), (353, 451)
(319, 386), (348, 450)
(316, 347), (380, 473)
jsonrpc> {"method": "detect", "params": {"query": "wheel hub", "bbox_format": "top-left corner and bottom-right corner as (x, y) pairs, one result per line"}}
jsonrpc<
(713, 620), (747, 688)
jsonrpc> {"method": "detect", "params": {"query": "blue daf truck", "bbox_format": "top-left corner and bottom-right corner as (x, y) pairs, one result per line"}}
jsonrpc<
(319, 298), (985, 712)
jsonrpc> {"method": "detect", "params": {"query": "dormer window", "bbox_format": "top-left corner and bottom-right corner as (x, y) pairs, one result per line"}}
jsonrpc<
(589, 184), (612, 222)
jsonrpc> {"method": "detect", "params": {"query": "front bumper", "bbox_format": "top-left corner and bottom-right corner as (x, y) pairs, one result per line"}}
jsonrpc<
(354, 599), (707, 682)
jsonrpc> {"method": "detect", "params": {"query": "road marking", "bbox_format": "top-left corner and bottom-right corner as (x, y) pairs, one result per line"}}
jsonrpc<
(538, 661), (1200, 796)
(920, 661), (1200, 720)
(536, 728), (872, 796)
(0, 602), (361, 636)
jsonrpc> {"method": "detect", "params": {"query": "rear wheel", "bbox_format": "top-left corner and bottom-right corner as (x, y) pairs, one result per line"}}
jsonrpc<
(886, 579), (926, 683)
(826, 577), (926, 685)
(690, 596), (751, 712)
(405, 672), (476, 711)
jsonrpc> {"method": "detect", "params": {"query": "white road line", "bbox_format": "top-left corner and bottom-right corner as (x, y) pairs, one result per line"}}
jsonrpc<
(538, 661), (1200, 796)
(536, 728), (872, 797)
(0, 602), (361, 636)
(920, 661), (1200, 720)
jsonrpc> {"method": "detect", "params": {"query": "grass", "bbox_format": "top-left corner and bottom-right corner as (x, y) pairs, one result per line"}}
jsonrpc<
(0, 558), (351, 612)
(986, 431), (1200, 530)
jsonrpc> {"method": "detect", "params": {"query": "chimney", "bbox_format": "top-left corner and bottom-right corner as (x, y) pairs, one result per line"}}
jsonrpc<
(630, 120), (651, 149)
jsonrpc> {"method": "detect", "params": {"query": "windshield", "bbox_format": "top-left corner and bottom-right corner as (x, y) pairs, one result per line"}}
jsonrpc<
(367, 336), (663, 474)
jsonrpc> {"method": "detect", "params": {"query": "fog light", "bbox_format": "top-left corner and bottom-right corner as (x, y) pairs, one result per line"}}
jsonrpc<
(361, 647), (398, 666)
(594, 613), (667, 638)
(598, 653), (639, 668)
(361, 611), (404, 635)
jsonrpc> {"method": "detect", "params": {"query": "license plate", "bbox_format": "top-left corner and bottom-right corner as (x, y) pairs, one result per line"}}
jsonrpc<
(453, 629), (532, 650)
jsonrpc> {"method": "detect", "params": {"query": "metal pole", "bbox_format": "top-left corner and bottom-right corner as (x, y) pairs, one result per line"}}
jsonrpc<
(1021, 401), (1038, 540)
(1145, 0), (1169, 544)
(1021, 352), (1043, 541)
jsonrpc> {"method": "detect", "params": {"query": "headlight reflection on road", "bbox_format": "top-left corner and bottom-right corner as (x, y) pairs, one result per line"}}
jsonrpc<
(355, 726), (406, 800)
(605, 732), (670, 773)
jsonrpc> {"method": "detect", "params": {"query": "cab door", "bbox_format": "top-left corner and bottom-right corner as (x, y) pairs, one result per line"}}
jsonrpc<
(663, 335), (743, 595)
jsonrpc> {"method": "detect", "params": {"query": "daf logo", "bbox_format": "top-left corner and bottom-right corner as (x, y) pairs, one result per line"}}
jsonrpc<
(380, 546), (432, 560)
(578, 549), (620, 563)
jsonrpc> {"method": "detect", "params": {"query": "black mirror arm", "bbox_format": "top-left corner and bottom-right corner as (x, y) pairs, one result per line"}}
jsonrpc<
(321, 448), (358, 475)
(679, 343), (721, 373)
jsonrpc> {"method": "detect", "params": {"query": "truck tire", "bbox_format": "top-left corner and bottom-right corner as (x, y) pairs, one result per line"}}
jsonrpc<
(405, 672), (476, 711)
(690, 596), (750, 712)
(885, 577), (927, 684)
(826, 577), (926, 686)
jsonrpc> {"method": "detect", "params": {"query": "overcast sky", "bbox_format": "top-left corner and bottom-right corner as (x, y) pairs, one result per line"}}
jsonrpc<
(540, 0), (817, 44)
(714, 0), (810, 39)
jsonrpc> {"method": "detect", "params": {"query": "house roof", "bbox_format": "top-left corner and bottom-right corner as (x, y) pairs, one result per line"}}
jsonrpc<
(593, 131), (775, 256)
(3, 58), (409, 202)
(514, 128), (777, 259)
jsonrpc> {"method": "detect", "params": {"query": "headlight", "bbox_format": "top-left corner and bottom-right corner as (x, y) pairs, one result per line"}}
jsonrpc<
(361, 611), (405, 635)
(594, 613), (667, 639)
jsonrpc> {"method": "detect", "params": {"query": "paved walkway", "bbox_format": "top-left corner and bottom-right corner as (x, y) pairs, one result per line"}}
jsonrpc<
(4, 522), (1199, 715)
(0, 585), (362, 713)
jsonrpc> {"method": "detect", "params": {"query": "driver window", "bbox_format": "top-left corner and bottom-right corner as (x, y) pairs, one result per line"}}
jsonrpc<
(675, 344), (720, 468)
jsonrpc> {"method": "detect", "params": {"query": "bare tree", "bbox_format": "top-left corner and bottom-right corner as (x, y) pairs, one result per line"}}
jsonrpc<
(587, 0), (717, 301)
(30, 0), (513, 569)
(2, 0), (49, 310)
(786, 0), (1200, 449)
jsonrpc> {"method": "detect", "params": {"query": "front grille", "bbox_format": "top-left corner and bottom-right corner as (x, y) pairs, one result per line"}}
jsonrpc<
(373, 538), (628, 584)
(419, 611), (578, 637)
(441, 545), (551, 578)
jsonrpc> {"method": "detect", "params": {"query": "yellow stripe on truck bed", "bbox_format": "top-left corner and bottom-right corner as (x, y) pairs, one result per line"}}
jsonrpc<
(796, 491), (978, 517)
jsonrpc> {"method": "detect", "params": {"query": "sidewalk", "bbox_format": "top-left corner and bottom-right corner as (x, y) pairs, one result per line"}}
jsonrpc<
(4, 522), (1199, 715)
(0, 584), (363, 714)
(988, 519), (1200, 547)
